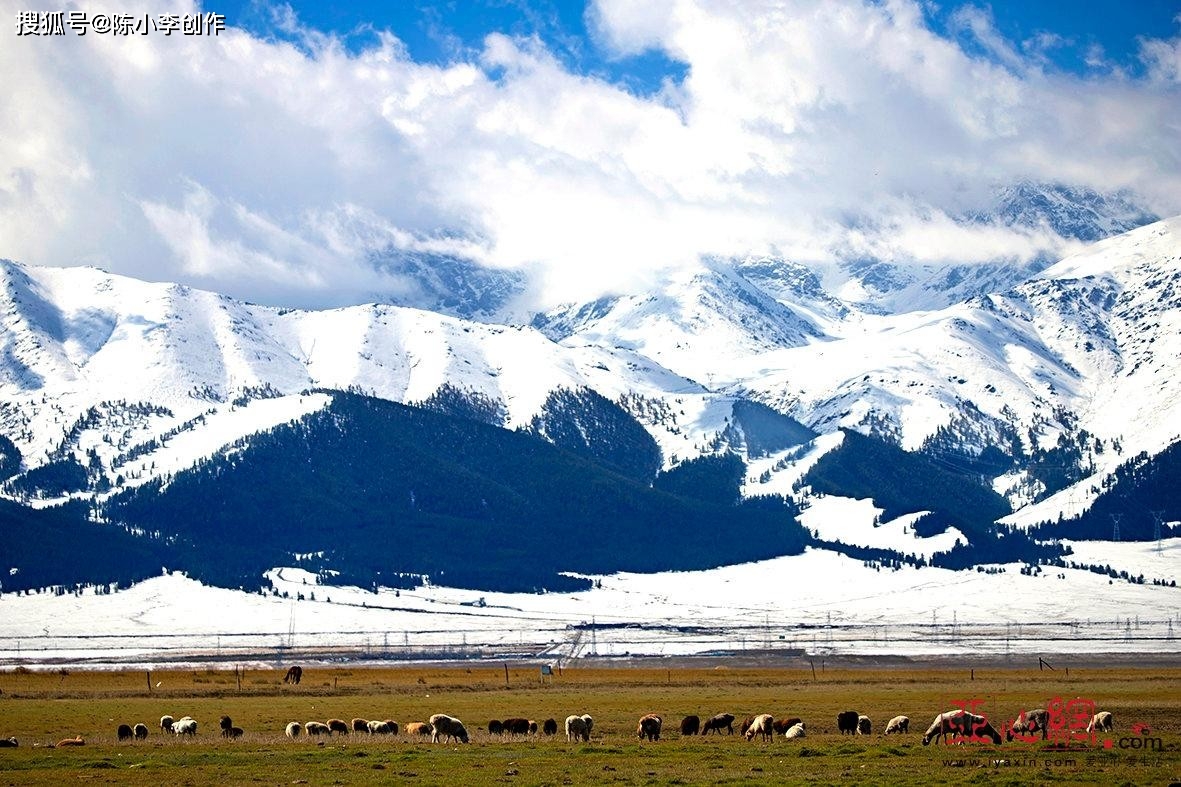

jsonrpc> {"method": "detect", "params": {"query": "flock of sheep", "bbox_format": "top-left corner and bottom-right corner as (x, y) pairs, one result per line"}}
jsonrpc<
(0, 706), (1115, 749)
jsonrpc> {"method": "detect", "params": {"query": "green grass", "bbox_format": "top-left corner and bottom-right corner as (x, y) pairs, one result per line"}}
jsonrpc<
(0, 665), (1177, 785)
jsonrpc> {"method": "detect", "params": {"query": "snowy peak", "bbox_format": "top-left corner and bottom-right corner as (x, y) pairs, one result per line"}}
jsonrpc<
(368, 249), (526, 321)
(983, 181), (1158, 243)
(534, 262), (821, 386)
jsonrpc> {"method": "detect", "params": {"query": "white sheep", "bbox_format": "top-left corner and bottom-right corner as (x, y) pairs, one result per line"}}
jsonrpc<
(1086, 711), (1113, 733)
(745, 714), (775, 741)
(172, 717), (197, 736)
(428, 714), (469, 743)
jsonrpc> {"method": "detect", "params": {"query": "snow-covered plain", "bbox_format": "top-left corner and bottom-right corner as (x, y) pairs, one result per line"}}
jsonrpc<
(1, 543), (1177, 670)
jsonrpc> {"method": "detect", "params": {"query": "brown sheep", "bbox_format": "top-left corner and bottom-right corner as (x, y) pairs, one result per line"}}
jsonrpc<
(352, 718), (369, 733)
(637, 714), (662, 741)
(283, 666), (302, 684)
(542, 718), (558, 736)
(488, 719), (504, 735)
(680, 715), (700, 736)
(326, 719), (349, 735)
(703, 713), (735, 735)
(57, 736), (85, 747)
(406, 722), (433, 737)
(772, 717), (802, 734)
(738, 715), (756, 736)
(117, 724), (134, 741)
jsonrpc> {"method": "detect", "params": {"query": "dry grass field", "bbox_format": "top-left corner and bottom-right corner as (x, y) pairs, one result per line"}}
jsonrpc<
(0, 662), (1178, 785)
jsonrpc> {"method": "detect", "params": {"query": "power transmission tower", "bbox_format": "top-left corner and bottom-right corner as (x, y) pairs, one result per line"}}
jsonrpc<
(1151, 510), (1164, 554)
(1111, 514), (1122, 542)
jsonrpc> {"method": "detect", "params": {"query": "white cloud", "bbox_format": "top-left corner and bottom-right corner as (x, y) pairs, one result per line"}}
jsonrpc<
(1, 0), (1179, 310)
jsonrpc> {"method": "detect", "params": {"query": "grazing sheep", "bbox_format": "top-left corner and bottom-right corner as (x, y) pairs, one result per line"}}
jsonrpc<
(228, 727), (244, 739)
(884, 715), (909, 735)
(160, 715), (175, 733)
(773, 717), (802, 734)
(367, 721), (392, 735)
(384, 721), (399, 735)
(581, 715), (594, 737)
(283, 666), (303, 684)
(784, 722), (806, 739)
(405, 722), (433, 737)
(745, 714), (775, 742)
(680, 715), (700, 736)
(542, 718), (558, 736)
(837, 710), (859, 735)
(327, 719), (349, 735)
(172, 718), (198, 736)
(285, 722), (302, 739)
(637, 714), (662, 741)
(0, 737), (16, 747)
(502, 718), (531, 736)
(117, 724), (134, 741)
(1086, 711), (1114, 734)
(565, 715), (590, 742)
(219, 716), (234, 737)
(922, 710), (1001, 746)
(528, 720), (538, 735)
(703, 713), (735, 735)
(857, 716), (872, 735)
(304, 721), (331, 736)
(429, 714), (469, 744)
(488, 720), (504, 735)
(133, 723), (148, 740)
(352, 718), (369, 733)
(1007, 709), (1049, 741)
(738, 715), (756, 736)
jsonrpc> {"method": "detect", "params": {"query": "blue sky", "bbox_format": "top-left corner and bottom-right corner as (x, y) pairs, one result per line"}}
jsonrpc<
(225, 0), (1180, 90)
(4, 0), (1181, 307)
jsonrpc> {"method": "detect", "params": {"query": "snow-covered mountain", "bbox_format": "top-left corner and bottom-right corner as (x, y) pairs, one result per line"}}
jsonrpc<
(753, 181), (1162, 316)
(979, 181), (1158, 243)
(532, 261), (822, 386)
(0, 211), (1178, 598)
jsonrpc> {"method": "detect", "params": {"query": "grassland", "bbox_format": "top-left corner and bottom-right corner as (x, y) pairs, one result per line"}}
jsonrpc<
(0, 662), (1177, 785)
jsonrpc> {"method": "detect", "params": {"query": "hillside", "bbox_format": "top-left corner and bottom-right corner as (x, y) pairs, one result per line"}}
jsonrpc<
(101, 393), (808, 592)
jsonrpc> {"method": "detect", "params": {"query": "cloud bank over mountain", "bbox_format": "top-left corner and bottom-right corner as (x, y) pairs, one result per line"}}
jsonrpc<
(2, 0), (1179, 309)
